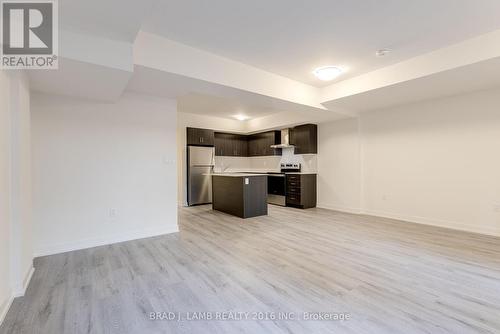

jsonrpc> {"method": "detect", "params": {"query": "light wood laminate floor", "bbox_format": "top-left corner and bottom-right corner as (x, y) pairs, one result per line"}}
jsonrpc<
(2, 205), (500, 333)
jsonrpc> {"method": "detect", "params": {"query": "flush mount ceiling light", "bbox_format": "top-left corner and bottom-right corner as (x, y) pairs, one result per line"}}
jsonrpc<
(312, 66), (344, 81)
(375, 49), (392, 57)
(233, 114), (249, 121)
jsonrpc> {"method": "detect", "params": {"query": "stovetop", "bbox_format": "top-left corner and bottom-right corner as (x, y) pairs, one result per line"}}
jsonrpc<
(280, 162), (301, 173)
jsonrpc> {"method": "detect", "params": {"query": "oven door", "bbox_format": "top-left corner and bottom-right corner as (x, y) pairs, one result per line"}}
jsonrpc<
(267, 174), (286, 206)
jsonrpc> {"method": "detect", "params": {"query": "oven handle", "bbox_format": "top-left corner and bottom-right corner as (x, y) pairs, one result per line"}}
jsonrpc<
(268, 174), (285, 177)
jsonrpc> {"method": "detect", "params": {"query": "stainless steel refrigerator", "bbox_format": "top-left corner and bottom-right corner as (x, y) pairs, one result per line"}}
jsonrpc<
(187, 146), (215, 206)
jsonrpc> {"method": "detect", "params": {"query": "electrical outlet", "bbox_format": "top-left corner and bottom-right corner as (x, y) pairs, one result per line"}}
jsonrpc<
(494, 205), (500, 213)
(109, 208), (117, 218)
(382, 194), (388, 201)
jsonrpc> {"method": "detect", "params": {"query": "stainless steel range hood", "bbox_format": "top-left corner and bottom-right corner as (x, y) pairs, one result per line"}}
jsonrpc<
(270, 129), (294, 148)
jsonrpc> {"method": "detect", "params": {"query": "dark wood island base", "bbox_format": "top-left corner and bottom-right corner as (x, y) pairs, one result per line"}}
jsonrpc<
(212, 174), (268, 218)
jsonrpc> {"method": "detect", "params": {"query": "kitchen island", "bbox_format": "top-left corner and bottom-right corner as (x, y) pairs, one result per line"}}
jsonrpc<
(211, 173), (268, 218)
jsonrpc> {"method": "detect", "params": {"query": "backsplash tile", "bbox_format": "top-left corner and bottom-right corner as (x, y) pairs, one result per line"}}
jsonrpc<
(214, 147), (317, 173)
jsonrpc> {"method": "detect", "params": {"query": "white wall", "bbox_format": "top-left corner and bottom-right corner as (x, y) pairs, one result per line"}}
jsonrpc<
(318, 87), (500, 237)
(317, 118), (361, 213)
(0, 71), (33, 325)
(0, 69), (13, 325)
(9, 72), (33, 296)
(31, 92), (178, 256)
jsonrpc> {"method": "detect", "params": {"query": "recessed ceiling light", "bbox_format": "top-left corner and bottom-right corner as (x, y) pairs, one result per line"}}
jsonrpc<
(312, 66), (344, 81)
(233, 114), (249, 121)
(375, 49), (391, 57)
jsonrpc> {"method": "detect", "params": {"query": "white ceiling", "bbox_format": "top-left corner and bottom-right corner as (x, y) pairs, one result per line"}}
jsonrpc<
(30, 0), (500, 129)
(127, 66), (345, 122)
(324, 56), (500, 112)
(177, 93), (279, 120)
(30, 58), (132, 102)
(60, 0), (154, 42)
(142, 0), (500, 86)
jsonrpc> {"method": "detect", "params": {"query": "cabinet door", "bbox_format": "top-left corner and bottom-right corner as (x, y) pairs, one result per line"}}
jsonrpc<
(187, 127), (198, 146)
(224, 133), (235, 156)
(263, 131), (282, 156)
(247, 132), (282, 156)
(245, 132), (276, 156)
(268, 132), (276, 156)
(290, 124), (317, 154)
(262, 132), (270, 156)
(230, 134), (246, 157)
(229, 134), (239, 156)
(187, 127), (214, 146)
(259, 134), (267, 156)
(200, 128), (215, 146)
(215, 133), (249, 157)
(248, 135), (258, 156)
(232, 135), (241, 156)
(238, 135), (248, 157)
(289, 127), (300, 152)
(214, 133), (224, 156)
(214, 132), (228, 156)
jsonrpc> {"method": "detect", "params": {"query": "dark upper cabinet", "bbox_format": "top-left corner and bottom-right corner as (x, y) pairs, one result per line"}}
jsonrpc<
(214, 132), (228, 156)
(214, 132), (248, 157)
(187, 127), (215, 146)
(238, 135), (248, 156)
(214, 130), (281, 157)
(247, 134), (259, 157)
(289, 124), (317, 154)
(247, 134), (261, 157)
(248, 131), (281, 157)
(191, 128), (290, 156)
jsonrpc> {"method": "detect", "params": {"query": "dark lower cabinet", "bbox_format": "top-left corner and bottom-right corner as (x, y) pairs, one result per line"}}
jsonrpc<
(286, 174), (316, 209)
(187, 127), (214, 146)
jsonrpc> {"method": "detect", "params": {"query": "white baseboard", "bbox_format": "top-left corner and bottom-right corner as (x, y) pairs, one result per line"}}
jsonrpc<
(317, 203), (363, 215)
(0, 266), (35, 327)
(34, 225), (179, 257)
(363, 209), (500, 238)
(317, 203), (500, 238)
(13, 266), (35, 297)
(0, 295), (15, 327)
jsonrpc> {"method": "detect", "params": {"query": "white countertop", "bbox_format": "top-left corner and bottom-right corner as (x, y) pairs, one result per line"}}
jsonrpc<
(215, 169), (317, 175)
(284, 172), (317, 175)
(209, 173), (268, 177)
(208, 172), (317, 177)
(214, 168), (279, 173)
